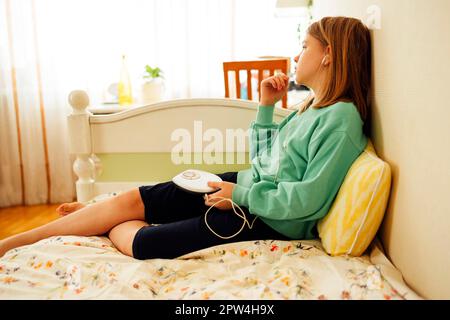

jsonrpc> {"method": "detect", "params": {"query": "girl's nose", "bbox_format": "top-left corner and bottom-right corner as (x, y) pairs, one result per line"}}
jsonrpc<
(294, 54), (299, 63)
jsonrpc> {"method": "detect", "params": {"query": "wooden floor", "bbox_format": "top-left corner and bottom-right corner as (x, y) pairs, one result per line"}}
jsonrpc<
(0, 204), (62, 240)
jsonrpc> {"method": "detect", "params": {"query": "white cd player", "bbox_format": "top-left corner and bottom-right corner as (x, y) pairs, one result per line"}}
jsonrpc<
(172, 169), (222, 194)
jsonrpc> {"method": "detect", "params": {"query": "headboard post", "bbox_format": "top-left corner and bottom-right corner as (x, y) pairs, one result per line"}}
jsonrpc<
(68, 90), (98, 203)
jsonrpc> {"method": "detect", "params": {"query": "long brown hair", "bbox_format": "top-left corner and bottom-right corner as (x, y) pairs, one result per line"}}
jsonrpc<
(298, 16), (372, 136)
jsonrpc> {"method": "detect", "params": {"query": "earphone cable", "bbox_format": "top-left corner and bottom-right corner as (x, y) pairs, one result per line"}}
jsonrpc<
(203, 196), (258, 239)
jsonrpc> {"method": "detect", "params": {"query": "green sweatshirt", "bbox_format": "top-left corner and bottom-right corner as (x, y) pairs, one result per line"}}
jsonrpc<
(231, 101), (368, 239)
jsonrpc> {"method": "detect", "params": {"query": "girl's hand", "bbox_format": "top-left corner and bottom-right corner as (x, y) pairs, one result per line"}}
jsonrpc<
(260, 72), (290, 106)
(204, 181), (236, 210)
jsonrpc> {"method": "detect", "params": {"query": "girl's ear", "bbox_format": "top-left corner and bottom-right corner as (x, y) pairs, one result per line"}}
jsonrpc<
(325, 45), (332, 64)
(321, 46), (332, 66)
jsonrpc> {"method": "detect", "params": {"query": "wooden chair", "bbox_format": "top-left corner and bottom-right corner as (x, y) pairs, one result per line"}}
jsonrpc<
(223, 58), (290, 108)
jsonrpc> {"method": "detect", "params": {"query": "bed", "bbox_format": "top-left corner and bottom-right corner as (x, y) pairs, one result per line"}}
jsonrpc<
(0, 234), (419, 300)
(0, 92), (421, 300)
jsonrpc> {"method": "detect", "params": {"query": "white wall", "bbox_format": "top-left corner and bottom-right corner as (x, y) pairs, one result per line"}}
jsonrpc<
(312, 0), (450, 299)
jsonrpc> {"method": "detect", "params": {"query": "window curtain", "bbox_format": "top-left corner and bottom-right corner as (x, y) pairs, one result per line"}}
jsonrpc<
(0, 0), (303, 207)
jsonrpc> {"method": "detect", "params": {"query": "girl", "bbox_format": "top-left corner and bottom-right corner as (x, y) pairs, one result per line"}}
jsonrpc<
(0, 16), (371, 259)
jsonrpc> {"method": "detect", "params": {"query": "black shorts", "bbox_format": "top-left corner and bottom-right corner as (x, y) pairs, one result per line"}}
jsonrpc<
(133, 171), (289, 260)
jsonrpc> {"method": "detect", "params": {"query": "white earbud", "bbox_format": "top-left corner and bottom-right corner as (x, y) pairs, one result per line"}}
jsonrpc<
(321, 55), (327, 65)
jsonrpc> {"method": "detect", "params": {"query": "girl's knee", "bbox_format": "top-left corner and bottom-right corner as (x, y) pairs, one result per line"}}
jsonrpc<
(114, 188), (145, 216)
(108, 220), (148, 257)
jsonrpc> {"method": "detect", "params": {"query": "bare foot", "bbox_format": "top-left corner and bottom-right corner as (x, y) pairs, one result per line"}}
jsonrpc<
(0, 238), (16, 258)
(0, 240), (8, 258)
(56, 202), (86, 216)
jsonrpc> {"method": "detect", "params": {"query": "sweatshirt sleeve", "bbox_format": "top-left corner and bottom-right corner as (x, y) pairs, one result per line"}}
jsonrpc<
(232, 131), (360, 221)
(249, 104), (279, 161)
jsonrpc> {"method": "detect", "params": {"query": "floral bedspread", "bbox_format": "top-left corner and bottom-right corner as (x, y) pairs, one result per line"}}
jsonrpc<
(0, 235), (421, 300)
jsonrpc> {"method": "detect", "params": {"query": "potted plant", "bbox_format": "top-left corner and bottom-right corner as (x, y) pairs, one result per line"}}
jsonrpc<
(139, 65), (165, 104)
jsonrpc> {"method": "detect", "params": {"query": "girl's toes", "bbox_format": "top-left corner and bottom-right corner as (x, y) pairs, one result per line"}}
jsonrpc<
(56, 202), (85, 216)
(56, 204), (67, 215)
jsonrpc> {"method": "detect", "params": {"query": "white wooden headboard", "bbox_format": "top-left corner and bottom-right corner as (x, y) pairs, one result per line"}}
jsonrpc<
(67, 90), (293, 203)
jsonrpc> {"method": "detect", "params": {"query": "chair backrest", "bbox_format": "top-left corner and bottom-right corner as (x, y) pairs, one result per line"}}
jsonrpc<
(223, 58), (290, 108)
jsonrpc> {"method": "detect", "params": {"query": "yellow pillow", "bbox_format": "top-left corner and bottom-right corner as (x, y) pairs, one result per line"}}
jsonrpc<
(317, 139), (392, 256)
